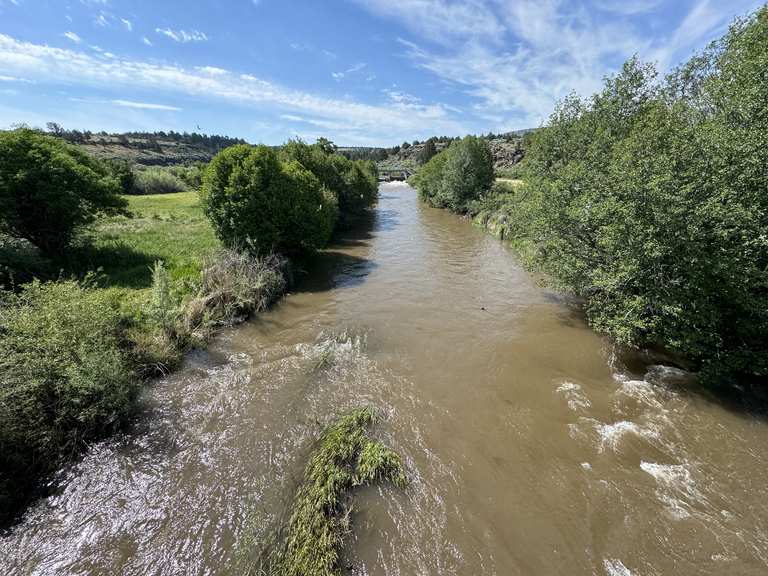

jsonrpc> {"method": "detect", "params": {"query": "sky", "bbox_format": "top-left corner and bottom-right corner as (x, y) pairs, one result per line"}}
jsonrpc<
(0, 0), (763, 146)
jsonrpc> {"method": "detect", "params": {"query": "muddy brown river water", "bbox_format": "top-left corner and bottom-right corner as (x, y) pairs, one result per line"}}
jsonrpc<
(3, 183), (768, 575)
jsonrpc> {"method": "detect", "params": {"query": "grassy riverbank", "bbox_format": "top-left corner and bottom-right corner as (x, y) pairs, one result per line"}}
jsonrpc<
(0, 189), (284, 524)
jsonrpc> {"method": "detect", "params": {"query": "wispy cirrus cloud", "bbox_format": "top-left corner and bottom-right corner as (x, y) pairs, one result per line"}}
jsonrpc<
(63, 31), (82, 44)
(331, 62), (366, 80)
(356, 0), (763, 130)
(155, 27), (208, 43)
(0, 33), (466, 143)
(112, 99), (180, 111)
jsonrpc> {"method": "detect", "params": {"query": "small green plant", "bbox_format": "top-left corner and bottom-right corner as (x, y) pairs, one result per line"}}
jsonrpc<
(251, 407), (407, 576)
(149, 260), (175, 332)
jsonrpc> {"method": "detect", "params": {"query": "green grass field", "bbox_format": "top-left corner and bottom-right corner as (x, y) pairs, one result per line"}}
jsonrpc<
(74, 192), (219, 295)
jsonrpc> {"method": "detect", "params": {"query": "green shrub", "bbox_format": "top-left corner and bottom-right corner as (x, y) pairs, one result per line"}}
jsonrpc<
(0, 235), (50, 289)
(202, 145), (337, 255)
(517, 8), (768, 385)
(131, 167), (188, 195)
(0, 279), (137, 521)
(411, 148), (448, 206)
(104, 159), (136, 194)
(168, 163), (205, 190)
(0, 128), (126, 255)
(280, 140), (378, 227)
(412, 136), (494, 213)
(252, 408), (406, 576)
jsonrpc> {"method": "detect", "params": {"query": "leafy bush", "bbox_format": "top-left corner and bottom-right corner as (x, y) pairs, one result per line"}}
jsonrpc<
(0, 279), (137, 521)
(131, 167), (188, 195)
(104, 159), (136, 194)
(412, 136), (494, 212)
(280, 139), (378, 226)
(0, 235), (50, 289)
(168, 163), (205, 190)
(0, 128), (126, 255)
(513, 8), (768, 385)
(202, 145), (337, 255)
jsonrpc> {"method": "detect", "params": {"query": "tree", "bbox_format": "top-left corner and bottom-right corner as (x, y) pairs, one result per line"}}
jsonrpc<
(280, 139), (378, 228)
(518, 7), (768, 385)
(202, 145), (337, 255)
(417, 139), (437, 165)
(0, 129), (126, 255)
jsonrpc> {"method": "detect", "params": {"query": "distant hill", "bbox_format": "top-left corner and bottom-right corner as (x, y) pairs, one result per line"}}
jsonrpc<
(45, 126), (246, 166)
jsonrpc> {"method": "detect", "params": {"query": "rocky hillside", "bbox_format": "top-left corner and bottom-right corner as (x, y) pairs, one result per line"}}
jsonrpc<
(48, 128), (246, 166)
(380, 132), (529, 173)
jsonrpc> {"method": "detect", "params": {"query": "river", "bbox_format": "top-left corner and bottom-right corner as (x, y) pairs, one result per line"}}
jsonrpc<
(2, 183), (768, 575)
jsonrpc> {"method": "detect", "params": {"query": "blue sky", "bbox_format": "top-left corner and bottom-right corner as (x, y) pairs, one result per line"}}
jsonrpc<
(0, 0), (763, 145)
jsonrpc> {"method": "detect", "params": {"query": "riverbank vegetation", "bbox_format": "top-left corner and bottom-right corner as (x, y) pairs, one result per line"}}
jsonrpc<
(248, 408), (407, 576)
(0, 128), (378, 523)
(411, 135), (495, 213)
(416, 8), (768, 389)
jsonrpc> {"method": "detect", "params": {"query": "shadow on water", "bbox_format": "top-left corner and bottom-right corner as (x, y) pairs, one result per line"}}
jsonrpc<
(291, 209), (379, 294)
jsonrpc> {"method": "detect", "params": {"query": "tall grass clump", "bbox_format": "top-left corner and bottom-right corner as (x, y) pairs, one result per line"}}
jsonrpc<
(0, 279), (138, 523)
(184, 247), (286, 336)
(251, 407), (406, 576)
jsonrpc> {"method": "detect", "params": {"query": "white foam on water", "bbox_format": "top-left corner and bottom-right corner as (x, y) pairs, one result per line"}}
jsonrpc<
(640, 461), (707, 520)
(556, 380), (592, 412)
(613, 375), (663, 409)
(597, 420), (643, 453)
(603, 558), (633, 576)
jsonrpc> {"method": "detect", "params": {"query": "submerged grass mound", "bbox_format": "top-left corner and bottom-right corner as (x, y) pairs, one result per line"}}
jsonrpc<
(261, 407), (407, 576)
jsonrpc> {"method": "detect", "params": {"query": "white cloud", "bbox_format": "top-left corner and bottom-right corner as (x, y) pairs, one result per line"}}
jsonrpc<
(0, 33), (466, 143)
(358, 0), (760, 131)
(112, 99), (180, 111)
(0, 74), (32, 82)
(142, 36), (153, 46)
(95, 12), (109, 27)
(197, 66), (227, 76)
(593, 0), (663, 14)
(63, 31), (82, 44)
(155, 28), (208, 43)
(121, 18), (132, 32)
(331, 62), (367, 80)
(352, 0), (504, 44)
